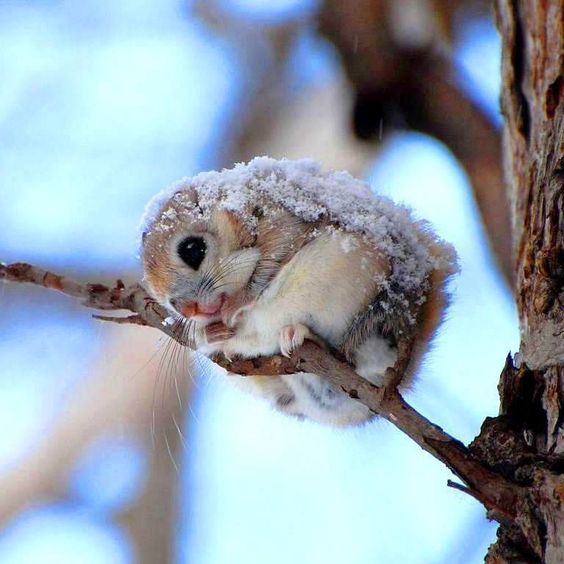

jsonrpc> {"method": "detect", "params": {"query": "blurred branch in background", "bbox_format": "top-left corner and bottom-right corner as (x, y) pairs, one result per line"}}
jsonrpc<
(0, 318), (189, 564)
(196, 0), (377, 174)
(318, 0), (513, 286)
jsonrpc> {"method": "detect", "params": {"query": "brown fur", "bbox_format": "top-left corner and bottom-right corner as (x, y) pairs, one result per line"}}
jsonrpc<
(401, 241), (455, 386)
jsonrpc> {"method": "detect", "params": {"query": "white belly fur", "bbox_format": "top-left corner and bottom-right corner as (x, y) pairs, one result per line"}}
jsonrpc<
(222, 229), (398, 426)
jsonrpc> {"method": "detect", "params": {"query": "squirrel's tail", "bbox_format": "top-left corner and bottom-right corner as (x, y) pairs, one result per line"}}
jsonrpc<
(401, 235), (458, 387)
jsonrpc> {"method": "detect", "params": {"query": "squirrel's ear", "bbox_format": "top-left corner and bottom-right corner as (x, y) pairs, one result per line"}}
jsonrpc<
(141, 231), (148, 244)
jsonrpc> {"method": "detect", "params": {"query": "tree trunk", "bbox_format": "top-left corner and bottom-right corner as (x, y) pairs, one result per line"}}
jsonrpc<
(474, 1), (564, 561)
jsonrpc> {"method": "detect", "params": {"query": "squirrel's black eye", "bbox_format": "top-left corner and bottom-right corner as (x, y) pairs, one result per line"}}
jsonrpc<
(177, 236), (207, 270)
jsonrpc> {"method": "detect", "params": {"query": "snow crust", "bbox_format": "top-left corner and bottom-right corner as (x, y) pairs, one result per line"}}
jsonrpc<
(142, 157), (458, 317)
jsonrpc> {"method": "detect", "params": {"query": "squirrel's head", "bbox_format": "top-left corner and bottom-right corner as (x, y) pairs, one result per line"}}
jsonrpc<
(142, 187), (260, 324)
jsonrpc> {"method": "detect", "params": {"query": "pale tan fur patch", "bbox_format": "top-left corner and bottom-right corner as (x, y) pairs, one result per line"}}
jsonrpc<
(143, 236), (173, 302)
(213, 210), (255, 250)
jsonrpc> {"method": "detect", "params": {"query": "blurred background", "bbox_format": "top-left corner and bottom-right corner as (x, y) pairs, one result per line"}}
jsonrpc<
(0, 0), (519, 562)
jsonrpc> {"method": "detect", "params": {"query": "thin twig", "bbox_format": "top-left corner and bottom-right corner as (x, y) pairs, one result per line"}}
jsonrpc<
(0, 261), (525, 522)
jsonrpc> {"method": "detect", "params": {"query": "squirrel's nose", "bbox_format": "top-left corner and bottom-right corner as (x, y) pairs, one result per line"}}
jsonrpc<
(170, 298), (197, 318)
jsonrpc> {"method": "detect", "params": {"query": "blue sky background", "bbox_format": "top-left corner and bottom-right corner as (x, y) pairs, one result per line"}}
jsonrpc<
(0, 1), (518, 562)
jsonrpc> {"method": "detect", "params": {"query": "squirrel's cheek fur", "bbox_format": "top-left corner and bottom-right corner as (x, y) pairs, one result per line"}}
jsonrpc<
(142, 249), (172, 305)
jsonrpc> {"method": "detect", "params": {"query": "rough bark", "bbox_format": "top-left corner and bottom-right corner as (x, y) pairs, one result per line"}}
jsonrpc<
(497, 0), (564, 368)
(475, 1), (564, 561)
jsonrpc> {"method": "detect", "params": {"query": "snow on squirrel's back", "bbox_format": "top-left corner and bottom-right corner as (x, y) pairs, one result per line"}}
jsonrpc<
(142, 157), (458, 308)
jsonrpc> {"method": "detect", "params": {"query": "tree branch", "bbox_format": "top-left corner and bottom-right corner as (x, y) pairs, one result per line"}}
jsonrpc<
(0, 261), (525, 523)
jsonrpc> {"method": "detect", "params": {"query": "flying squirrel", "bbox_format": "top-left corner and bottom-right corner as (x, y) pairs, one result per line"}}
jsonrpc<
(141, 157), (458, 427)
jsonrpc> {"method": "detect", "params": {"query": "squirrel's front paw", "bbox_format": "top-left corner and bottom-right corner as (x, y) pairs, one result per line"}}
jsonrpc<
(222, 293), (256, 327)
(279, 324), (310, 358)
(205, 322), (235, 344)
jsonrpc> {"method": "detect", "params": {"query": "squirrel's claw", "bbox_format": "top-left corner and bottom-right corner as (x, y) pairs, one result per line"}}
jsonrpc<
(279, 324), (310, 358)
